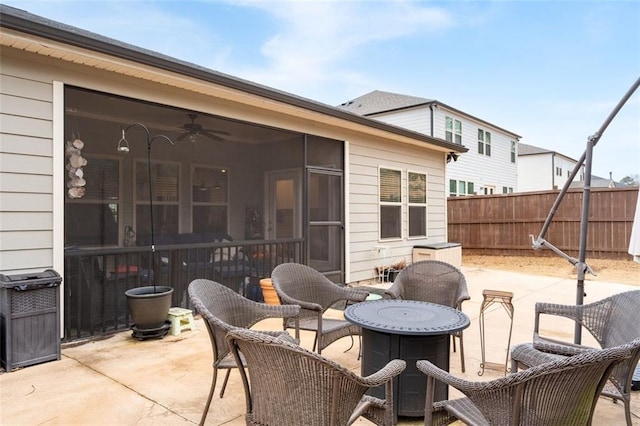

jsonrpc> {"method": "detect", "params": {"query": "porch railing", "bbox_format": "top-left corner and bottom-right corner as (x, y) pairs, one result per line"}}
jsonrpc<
(63, 238), (303, 342)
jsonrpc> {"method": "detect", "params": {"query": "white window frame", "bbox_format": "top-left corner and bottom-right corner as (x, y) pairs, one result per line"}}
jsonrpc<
(511, 141), (516, 163)
(407, 170), (427, 239)
(449, 179), (474, 197)
(446, 116), (463, 144)
(478, 129), (492, 156)
(191, 165), (229, 234)
(379, 166), (403, 241)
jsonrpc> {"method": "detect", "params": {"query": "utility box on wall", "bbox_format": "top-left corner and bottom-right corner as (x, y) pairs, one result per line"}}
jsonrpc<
(0, 270), (62, 372)
(412, 243), (462, 269)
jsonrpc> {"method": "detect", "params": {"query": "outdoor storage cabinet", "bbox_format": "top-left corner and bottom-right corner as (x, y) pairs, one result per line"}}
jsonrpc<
(412, 243), (462, 269)
(0, 270), (62, 371)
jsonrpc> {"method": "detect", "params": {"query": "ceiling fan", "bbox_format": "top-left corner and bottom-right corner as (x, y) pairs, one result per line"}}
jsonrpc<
(177, 114), (229, 142)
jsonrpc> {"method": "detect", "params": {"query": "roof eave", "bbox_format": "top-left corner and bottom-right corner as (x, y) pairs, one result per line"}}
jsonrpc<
(0, 5), (466, 154)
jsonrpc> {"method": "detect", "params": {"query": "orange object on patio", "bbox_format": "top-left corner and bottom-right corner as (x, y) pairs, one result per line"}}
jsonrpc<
(259, 278), (280, 305)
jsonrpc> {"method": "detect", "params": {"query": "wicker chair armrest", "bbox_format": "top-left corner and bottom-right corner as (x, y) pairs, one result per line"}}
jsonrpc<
(258, 330), (297, 343)
(511, 343), (568, 367)
(456, 286), (471, 306)
(357, 359), (406, 387)
(533, 334), (596, 356)
(535, 301), (583, 319)
(417, 360), (480, 392)
(535, 300), (614, 346)
(277, 292), (323, 312)
(323, 285), (368, 304)
(417, 359), (546, 394)
(534, 301), (582, 337)
(249, 301), (300, 319)
(383, 281), (402, 299)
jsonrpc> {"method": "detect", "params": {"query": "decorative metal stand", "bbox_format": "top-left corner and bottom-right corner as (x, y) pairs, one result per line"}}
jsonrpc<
(478, 289), (514, 376)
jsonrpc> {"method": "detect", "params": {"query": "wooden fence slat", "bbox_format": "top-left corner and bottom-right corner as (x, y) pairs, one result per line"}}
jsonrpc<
(447, 187), (639, 260)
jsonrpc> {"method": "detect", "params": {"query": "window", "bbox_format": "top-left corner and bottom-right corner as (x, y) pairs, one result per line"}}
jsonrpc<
(511, 141), (516, 163)
(478, 129), (491, 156)
(449, 179), (457, 196)
(446, 116), (462, 144)
(484, 186), (495, 195)
(408, 171), (427, 237)
(449, 179), (474, 197)
(458, 181), (467, 195)
(502, 187), (513, 194)
(556, 166), (562, 176)
(136, 160), (179, 240)
(192, 166), (228, 234)
(65, 156), (120, 247)
(379, 168), (401, 239)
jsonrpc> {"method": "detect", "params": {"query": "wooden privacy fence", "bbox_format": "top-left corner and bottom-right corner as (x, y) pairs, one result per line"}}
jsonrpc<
(447, 187), (639, 260)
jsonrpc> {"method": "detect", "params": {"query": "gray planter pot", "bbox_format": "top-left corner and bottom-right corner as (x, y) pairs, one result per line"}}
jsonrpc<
(125, 286), (173, 330)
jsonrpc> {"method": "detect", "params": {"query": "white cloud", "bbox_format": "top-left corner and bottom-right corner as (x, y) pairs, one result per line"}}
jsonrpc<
(227, 1), (454, 98)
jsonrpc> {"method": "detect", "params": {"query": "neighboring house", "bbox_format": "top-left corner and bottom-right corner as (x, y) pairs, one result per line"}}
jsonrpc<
(338, 90), (521, 196)
(0, 6), (466, 340)
(518, 143), (585, 192)
(569, 172), (623, 189)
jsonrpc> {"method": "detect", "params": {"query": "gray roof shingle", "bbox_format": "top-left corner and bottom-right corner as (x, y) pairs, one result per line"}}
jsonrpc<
(518, 143), (554, 155)
(337, 90), (433, 116)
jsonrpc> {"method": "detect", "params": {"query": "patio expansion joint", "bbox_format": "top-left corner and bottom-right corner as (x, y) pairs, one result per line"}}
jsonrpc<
(62, 353), (198, 424)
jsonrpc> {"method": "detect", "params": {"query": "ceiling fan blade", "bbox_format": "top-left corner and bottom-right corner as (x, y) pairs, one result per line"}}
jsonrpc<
(176, 132), (190, 142)
(200, 130), (225, 142)
(203, 128), (230, 136)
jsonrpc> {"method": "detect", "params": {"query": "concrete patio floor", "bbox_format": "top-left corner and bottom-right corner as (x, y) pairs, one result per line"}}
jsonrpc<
(1, 265), (638, 425)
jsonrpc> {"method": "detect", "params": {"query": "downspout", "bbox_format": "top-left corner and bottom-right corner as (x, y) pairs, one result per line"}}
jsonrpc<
(551, 152), (556, 189)
(429, 104), (435, 137)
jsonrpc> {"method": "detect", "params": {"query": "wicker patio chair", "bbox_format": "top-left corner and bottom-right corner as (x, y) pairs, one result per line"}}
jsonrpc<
(510, 289), (640, 425)
(271, 263), (368, 354)
(226, 327), (406, 426)
(384, 260), (470, 372)
(418, 341), (635, 426)
(188, 279), (301, 426)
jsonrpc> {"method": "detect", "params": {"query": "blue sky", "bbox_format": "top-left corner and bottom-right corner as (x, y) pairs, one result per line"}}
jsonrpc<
(5, 0), (640, 179)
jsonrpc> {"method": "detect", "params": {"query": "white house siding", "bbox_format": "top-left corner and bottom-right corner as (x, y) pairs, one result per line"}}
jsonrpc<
(433, 108), (518, 195)
(369, 106), (431, 136)
(0, 58), (55, 274)
(366, 105), (518, 196)
(553, 155), (580, 189)
(518, 153), (580, 192)
(347, 138), (446, 284)
(518, 154), (554, 192)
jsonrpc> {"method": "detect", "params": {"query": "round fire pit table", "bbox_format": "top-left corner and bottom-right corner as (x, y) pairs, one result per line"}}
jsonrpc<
(344, 299), (469, 420)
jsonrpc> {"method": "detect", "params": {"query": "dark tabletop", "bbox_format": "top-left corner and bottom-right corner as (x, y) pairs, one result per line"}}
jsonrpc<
(344, 299), (470, 335)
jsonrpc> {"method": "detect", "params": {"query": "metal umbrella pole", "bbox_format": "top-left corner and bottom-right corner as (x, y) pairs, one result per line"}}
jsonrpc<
(530, 76), (640, 344)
